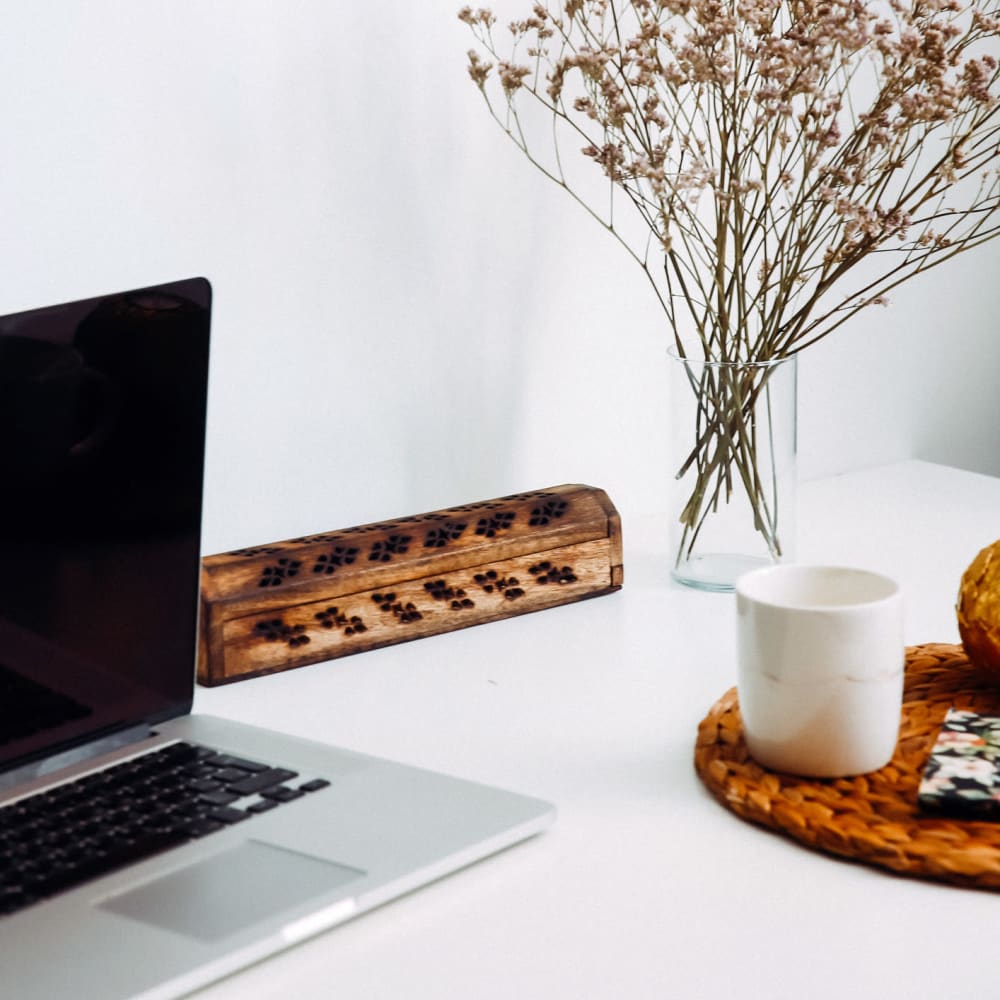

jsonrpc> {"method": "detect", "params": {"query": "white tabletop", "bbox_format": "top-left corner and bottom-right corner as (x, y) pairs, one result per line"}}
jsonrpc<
(193, 460), (1000, 1000)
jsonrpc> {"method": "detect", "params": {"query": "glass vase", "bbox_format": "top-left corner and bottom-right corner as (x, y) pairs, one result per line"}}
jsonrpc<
(668, 349), (797, 592)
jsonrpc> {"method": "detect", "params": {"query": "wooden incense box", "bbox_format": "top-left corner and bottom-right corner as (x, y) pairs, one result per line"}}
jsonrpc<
(198, 484), (623, 685)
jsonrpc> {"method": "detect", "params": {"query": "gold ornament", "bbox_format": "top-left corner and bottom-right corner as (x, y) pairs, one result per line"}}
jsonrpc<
(957, 540), (1000, 677)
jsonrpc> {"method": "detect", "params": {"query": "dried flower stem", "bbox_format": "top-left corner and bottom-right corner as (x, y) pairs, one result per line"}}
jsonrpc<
(461, 0), (1000, 568)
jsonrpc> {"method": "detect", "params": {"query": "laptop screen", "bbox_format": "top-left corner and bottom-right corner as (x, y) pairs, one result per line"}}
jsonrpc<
(0, 278), (211, 773)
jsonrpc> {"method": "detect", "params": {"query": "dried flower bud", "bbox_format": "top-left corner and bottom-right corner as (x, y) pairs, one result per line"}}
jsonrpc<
(459, 0), (1000, 360)
(498, 61), (531, 94)
(466, 50), (493, 87)
(458, 6), (496, 27)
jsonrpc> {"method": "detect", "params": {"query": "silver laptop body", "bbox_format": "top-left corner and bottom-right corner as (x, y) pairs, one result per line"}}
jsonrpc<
(0, 279), (554, 1000)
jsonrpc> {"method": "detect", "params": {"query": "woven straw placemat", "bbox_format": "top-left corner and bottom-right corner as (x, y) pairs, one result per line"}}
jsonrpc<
(695, 642), (1000, 890)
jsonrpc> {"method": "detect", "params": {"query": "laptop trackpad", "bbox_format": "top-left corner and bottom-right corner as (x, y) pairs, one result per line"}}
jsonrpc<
(99, 840), (365, 942)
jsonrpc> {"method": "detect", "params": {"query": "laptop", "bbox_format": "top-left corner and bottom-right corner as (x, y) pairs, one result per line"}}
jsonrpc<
(0, 278), (555, 1000)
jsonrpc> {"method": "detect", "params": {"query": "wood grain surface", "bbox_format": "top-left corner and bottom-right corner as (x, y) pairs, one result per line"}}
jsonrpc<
(198, 484), (622, 685)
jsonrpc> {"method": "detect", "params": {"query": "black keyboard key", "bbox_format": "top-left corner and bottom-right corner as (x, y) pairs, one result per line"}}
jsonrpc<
(207, 806), (249, 825)
(202, 753), (269, 773)
(199, 790), (239, 807)
(188, 778), (223, 794)
(158, 743), (202, 764)
(260, 785), (304, 803)
(247, 799), (279, 814)
(226, 768), (297, 796)
(181, 817), (224, 838)
(299, 779), (331, 793)
(140, 815), (186, 837)
(210, 767), (252, 784)
(153, 786), (188, 806)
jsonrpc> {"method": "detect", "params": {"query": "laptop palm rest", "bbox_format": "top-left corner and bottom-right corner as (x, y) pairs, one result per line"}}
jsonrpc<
(99, 841), (365, 942)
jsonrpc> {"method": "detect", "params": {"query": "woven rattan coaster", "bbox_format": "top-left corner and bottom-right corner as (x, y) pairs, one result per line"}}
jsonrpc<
(695, 643), (1000, 890)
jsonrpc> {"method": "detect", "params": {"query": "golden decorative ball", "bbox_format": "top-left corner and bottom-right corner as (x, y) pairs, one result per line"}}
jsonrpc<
(957, 539), (1000, 678)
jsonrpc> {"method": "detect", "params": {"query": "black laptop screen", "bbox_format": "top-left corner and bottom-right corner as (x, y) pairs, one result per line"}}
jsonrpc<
(0, 278), (211, 772)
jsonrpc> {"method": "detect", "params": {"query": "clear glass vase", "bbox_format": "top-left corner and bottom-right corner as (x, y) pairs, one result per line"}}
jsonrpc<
(669, 349), (797, 592)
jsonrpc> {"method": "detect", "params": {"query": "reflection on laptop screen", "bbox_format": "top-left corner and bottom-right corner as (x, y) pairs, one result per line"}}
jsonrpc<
(0, 278), (211, 771)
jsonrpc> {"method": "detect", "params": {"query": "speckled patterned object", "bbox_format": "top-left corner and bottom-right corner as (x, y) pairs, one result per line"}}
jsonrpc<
(918, 708), (1000, 816)
(695, 643), (1000, 890)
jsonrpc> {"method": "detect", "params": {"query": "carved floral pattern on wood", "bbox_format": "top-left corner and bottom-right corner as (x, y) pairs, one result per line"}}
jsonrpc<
(248, 562), (579, 648)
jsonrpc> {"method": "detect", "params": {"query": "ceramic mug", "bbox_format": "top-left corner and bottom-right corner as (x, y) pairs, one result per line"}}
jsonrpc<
(735, 565), (904, 777)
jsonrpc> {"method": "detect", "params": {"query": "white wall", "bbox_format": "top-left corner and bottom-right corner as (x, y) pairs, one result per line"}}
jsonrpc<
(2, 1), (998, 554)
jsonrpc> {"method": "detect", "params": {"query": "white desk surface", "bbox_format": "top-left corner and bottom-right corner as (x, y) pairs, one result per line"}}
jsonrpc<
(193, 460), (1000, 1000)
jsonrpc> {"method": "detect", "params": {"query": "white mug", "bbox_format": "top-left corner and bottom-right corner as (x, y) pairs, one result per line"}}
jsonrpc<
(735, 565), (904, 777)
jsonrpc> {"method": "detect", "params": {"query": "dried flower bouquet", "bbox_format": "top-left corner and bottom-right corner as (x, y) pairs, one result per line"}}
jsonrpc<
(460, 0), (1000, 573)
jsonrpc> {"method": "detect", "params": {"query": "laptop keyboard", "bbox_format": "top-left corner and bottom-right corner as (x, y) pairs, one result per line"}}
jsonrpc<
(0, 740), (330, 916)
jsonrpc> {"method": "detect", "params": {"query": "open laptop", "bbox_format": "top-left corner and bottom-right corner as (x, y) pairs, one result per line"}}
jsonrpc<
(0, 277), (555, 1000)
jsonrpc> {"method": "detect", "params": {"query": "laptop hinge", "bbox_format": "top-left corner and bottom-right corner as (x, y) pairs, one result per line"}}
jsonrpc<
(0, 723), (154, 795)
